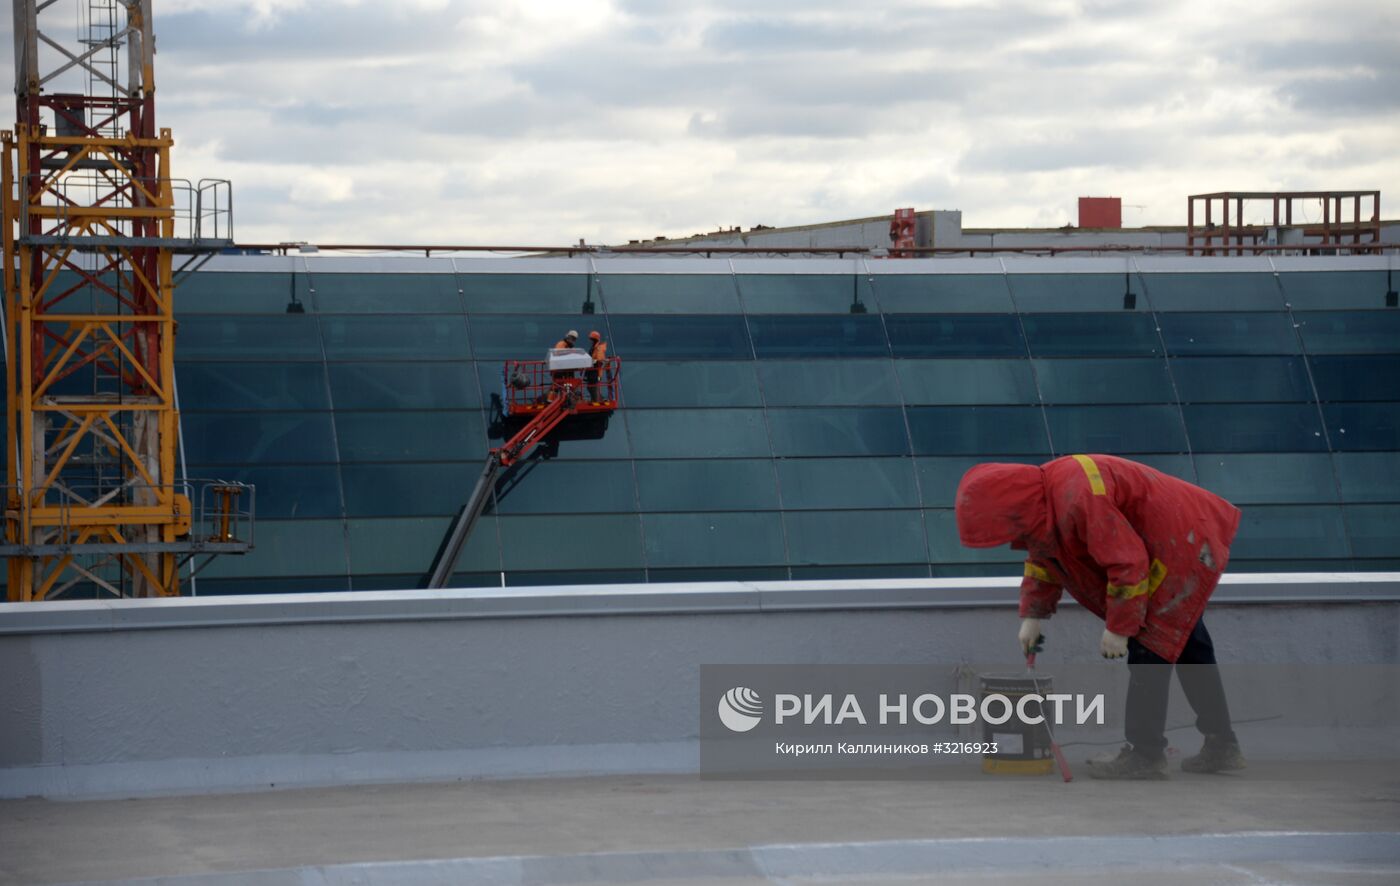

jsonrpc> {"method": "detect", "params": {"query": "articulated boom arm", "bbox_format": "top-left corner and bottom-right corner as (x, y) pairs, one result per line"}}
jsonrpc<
(495, 385), (580, 467)
(426, 383), (581, 589)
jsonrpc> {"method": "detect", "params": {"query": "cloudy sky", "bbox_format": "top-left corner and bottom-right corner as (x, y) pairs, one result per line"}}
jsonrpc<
(6, 0), (1397, 245)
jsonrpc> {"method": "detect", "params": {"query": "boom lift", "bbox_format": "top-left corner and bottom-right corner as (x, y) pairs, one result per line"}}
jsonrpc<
(427, 348), (620, 589)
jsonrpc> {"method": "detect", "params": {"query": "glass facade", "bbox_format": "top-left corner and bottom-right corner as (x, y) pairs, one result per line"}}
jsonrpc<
(147, 261), (1400, 592)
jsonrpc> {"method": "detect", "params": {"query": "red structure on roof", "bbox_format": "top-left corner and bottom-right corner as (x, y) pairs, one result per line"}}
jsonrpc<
(1078, 197), (1122, 228)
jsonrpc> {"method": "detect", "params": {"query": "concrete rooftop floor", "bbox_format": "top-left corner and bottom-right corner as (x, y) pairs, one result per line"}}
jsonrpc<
(2, 762), (1399, 885)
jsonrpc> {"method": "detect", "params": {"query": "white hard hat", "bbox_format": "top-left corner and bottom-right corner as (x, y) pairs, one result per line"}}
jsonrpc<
(566, 329), (579, 340)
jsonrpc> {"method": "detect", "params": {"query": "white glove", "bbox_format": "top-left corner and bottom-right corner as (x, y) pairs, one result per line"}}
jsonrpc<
(1100, 629), (1129, 659)
(1018, 618), (1042, 656)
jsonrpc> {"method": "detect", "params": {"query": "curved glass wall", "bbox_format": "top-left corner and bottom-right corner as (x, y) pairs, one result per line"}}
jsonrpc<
(108, 261), (1400, 592)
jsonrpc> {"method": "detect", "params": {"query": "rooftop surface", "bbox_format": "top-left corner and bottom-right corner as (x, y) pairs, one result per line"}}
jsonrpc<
(3, 764), (1398, 885)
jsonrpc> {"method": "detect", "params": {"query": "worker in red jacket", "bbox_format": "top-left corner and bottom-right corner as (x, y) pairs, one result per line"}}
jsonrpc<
(955, 454), (1245, 779)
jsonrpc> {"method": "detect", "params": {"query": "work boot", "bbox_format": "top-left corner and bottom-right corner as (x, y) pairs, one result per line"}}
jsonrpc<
(1085, 744), (1168, 780)
(1181, 734), (1245, 774)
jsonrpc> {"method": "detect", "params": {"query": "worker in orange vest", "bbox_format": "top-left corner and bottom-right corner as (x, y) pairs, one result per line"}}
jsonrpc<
(586, 330), (608, 404)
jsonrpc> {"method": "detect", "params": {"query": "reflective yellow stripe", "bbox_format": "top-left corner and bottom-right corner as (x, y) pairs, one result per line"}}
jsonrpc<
(1107, 558), (1168, 600)
(1072, 454), (1106, 495)
(1148, 557), (1168, 594)
(1023, 562), (1052, 584)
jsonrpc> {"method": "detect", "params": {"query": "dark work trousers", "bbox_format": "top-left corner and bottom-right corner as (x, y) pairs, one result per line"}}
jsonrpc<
(1125, 618), (1236, 758)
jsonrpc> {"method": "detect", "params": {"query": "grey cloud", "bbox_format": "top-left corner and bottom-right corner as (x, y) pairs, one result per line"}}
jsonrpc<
(688, 106), (873, 139)
(959, 129), (1173, 175)
(1229, 38), (1400, 74)
(1278, 71), (1400, 115)
(700, 7), (1070, 57)
(158, 5), (466, 62)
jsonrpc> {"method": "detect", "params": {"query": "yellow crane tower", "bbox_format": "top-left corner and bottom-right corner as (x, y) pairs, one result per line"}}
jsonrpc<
(3, 0), (251, 600)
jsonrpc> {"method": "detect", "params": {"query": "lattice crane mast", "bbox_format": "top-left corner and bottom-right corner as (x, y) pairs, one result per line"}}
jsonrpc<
(3, 0), (251, 600)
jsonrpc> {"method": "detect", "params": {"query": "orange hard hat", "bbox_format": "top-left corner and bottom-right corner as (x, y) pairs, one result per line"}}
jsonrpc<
(589, 330), (601, 340)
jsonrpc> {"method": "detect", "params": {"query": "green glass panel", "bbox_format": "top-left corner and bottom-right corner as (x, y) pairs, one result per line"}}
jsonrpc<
(874, 274), (1013, 312)
(335, 411), (485, 461)
(461, 273), (591, 313)
(757, 359), (901, 406)
(342, 462), (478, 517)
(1023, 313), (1162, 356)
(1280, 271), (1390, 310)
(177, 362), (330, 410)
(1311, 356), (1400, 402)
(347, 516), (499, 574)
(737, 275), (874, 313)
(1232, 505), (1349, 559)
(1045, 405), (1187, 454)
(177, 315), (322, 360)
(1032, 358), (1173, 404)
(626, 409), (770, 458)
(1298, 311), (1400, 354)
(635, 460), (778, 511)
(1345, 505), (1400, 558)
(766, 407), (910, 456)
(320, 315), (470, 360)
(600, 274), (740, 313)
(898, 359), (1038, 405)
(1171, 357), (1313, 402)
(329, 362), (481, 410)
(748, 314), (889, 358)
(490, 460), (638, 514)
(642, 512), (786, 568)
(1193, 453), (1339, 504)
(607, 315), (752, 359)
(182, 413), (337, 463)
(776, 458), (918, 509)
(619, 361), (762, 408)
(1143, 273), (1283, 311)
(178, 272), (303, 313)
(1323, 403), (1400, 451)
(499, 514), (644, 570)
(886, 314), (1025, 357)
(906, 406), (1050, 455)
(1159, 312), (1299, 355)
(1334, 453), (1400, 502)
(1183, 404), (1327, 452)
(783, 509), (927, 565)
(1007, 274), (1141, 312)
(311, 273), (461, 313)
(468, 314), (591, 360)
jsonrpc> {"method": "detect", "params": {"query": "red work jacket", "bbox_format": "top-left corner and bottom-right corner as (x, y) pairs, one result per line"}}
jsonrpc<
(955, 455), (1241, 662)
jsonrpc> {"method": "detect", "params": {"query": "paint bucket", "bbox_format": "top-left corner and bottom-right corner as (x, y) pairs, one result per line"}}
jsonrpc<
(980, 673), (1054, 775)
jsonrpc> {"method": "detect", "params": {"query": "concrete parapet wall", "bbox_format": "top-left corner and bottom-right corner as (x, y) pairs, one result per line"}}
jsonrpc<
(2, 574), (1397, 798)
